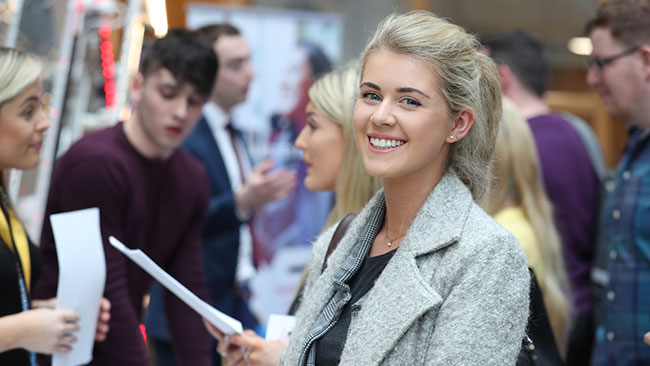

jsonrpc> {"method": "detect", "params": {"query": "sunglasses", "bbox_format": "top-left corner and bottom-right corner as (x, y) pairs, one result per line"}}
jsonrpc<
(586, 46), (640, 72)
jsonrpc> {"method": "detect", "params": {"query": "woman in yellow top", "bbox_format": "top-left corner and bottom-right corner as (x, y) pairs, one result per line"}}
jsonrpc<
(0, 47), (110, 366)
(483, 97), (571, 354)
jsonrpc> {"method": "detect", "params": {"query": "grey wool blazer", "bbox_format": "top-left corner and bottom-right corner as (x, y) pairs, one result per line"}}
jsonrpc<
(280, 171), (530, 365)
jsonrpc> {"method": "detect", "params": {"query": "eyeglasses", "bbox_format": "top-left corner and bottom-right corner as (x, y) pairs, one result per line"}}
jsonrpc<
(586, 46), (640, 72)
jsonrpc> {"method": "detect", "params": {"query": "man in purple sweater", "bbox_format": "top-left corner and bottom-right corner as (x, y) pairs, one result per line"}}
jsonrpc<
(485, 30), (603, 364)
(33, 29), (218, 365)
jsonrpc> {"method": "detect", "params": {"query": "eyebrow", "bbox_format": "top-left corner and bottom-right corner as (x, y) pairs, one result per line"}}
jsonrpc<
(360, 82), (430, 99)
(20, 96), (40, 107)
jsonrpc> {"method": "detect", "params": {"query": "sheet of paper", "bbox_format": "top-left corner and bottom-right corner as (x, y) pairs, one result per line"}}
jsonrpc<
(50, 208), (106, 366)
(108, 236), (243, 335)
(265, 314), (295, 342)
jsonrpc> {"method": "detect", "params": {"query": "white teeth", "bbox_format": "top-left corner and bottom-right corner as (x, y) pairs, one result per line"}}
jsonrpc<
(370, 137), (405, 149)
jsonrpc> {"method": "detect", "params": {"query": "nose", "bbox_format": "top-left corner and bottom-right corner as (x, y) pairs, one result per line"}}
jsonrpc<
(173, 98), (189, 121)
(371, 99), (396, 126)
(586, 65), (601, 88)
(294, 125), (309, 152)
(36, 108), (50, 132)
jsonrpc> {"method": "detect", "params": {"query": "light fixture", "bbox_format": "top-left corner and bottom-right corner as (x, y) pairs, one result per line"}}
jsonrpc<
(568, 37), (592, 55)
(146, 0), (168, 37)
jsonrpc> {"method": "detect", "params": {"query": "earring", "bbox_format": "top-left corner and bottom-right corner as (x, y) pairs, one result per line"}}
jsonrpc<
(449, 136), (455, 139)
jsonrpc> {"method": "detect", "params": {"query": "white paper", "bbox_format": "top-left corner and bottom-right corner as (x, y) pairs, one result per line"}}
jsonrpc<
(265, 314), (295, 343)
(50, 208), (106, 366)
(108, 236), (243, 334)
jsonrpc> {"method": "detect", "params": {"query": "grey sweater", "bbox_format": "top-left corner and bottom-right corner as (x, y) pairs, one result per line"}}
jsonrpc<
(281, 172), (530, 365)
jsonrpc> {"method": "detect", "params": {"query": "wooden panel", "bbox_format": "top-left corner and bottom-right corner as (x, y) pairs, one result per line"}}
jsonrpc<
(165, 0), (251, 29)
(546, 90), (627, 168)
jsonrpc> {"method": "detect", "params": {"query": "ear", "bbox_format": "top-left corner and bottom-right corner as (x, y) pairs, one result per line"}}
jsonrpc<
(497, 64), (515, 94)
(130, 73), (144, 106)
(446, 108), (475, 143)
(639, 44), (650, 81)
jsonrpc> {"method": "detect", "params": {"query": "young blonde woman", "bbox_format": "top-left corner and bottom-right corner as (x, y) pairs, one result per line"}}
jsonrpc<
(483, 97), (570, 354)
(208, 63), (382, 365)
(213, 11), (529, 366)
(0, 47), (110, 366)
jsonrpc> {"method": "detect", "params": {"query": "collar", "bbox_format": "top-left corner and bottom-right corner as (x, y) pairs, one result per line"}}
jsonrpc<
(202, 101), (230, 131)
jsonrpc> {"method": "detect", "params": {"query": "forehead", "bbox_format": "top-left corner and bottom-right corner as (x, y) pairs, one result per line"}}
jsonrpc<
(214, 35), (250, 60)
(362, 50), (437, 90)
(144, 68), (198, 95)
(590, 26), (627, 54)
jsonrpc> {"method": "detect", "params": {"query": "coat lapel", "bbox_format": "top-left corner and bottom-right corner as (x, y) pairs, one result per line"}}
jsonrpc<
(340, 172), (475, 364)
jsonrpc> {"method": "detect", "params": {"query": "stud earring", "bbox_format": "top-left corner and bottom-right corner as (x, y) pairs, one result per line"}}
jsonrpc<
(449, 136), (455, 139)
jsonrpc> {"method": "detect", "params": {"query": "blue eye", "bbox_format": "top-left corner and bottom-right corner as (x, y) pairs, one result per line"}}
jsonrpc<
(362, 92), (381, 102)
(402, 97), (421, 106)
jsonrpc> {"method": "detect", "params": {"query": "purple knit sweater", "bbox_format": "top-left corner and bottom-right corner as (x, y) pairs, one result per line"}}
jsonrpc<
(528, 114), (601, 317)
(33, 123), (212, 365)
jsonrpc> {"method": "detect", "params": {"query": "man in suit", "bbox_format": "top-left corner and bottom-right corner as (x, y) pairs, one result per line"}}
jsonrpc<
(146, 24), (296, 366)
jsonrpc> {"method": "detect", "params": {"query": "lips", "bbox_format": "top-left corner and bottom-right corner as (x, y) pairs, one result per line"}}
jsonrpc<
(31, 141), (43, 150)
(165, 126), (182, 137)
(367, 134), (407, 152)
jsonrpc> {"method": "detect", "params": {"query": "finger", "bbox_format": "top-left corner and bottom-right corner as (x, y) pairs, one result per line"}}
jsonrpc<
(52, 344), (73, 354)
(230, 333), (261, 349)
(63, 322), (81, 334)
(254, 159), (275, 174)
(61, 311), (80, 323)
(59, 334), (77, 345)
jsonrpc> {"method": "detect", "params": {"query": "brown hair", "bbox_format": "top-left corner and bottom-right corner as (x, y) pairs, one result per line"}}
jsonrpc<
(585, 0), (650, 47)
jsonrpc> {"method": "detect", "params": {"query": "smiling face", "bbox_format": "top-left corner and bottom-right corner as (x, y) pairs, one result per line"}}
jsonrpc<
(0, 78), (49, 170)
(294, 101), (344, 191)
(354, 50), (456, 183)
(130, 68), (206, 159)
(587, 26), (646, 122)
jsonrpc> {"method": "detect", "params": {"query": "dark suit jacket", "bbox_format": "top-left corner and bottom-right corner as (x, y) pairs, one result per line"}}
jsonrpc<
(146, 117), (246, 341)
(0, 238), (41, 366)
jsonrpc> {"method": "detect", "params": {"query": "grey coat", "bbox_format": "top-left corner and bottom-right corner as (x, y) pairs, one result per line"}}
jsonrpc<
(280, 172), (530, 365)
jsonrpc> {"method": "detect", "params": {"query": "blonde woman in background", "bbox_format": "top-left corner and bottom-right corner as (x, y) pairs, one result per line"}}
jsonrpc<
(207, 63), (382, 365)
(483, 97), (570, 354)
(0, 47), (110, 366)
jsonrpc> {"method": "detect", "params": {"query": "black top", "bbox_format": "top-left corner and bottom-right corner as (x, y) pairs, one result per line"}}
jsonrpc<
(0, 237), (41, 366)
(315, 249), (396, 365)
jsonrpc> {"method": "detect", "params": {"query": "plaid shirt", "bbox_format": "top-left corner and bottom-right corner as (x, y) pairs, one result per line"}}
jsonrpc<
(298, 196), (385, 366)
(592, 128), (650, 365)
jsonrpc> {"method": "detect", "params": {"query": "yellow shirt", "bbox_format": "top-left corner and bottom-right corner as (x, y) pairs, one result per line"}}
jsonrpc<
(494, 206), (544, 288)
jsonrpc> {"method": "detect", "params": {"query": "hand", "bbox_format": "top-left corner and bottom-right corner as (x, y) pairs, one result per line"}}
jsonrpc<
(95, 298), (111, 341)
(228, 330), (285, 366)
(203, 319), (242, 359)
(644, 331), (650, 346)
(236, 159), (297, 213)
(18, 308), (80, 354)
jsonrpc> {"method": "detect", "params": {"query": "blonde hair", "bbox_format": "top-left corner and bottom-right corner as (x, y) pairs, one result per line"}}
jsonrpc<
(484, 98), (570, 349)
(360, 11), (502, 201)
(308, 62), (382, 226)
(0, 48), (42, 107)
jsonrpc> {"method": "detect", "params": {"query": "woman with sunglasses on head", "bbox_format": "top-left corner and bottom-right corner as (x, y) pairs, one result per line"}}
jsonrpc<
(0, 47), (110, 366)
(206, 63), (382, 366)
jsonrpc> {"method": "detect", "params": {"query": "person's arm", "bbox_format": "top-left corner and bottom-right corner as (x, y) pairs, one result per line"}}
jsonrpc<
(164, 167), (213, 365)
(424, 230), (530, 365)
(34, 158), (148, 365)
(0, 309), (79, 354)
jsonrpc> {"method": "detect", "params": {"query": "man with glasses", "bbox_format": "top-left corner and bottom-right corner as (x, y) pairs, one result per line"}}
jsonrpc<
(585, 0), (650, 364)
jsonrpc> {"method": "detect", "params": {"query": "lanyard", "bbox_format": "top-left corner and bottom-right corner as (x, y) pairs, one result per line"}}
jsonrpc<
(0, 187), (36, 365)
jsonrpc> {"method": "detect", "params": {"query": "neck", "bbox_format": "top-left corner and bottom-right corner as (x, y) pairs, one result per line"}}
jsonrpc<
(504, 89), (550, 120)
(382, 168), (442, 237)
(211, 98), (233, 115)
(123, 115), (171, 160)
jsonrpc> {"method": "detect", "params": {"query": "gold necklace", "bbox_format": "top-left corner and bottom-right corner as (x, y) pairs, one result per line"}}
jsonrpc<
(385, 231), (406, 247)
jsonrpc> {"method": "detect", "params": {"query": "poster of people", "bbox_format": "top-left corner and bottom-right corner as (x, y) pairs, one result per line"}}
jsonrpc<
(186, 4), (343, 325)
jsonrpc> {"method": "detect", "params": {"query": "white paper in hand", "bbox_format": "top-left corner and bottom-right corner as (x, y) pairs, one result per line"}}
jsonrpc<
(108, 236), (243, 334)
(50, 208), (106, 366)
